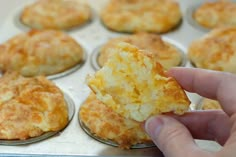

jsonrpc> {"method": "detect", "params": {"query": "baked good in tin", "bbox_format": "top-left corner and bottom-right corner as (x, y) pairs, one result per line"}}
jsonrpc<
(188, 27), (236, 73)
(79, 92), (152, 149)
(0, 72), (68, 140)
(0, 30), (84, 77)
(98, 33), (183, 70)
(193, 1), (236, 29)
(100, 0), (182, 33)
(201, 98), (221, 110)
(87, 42), (190, 122)
(20, 0), (91, 30)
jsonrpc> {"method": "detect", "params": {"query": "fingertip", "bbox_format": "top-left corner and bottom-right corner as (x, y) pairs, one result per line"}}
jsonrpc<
(145, 115), (200, 157)
(166, 67), (179, 76)
(167, 67), (194, 77)
(145, 116), (163, 140)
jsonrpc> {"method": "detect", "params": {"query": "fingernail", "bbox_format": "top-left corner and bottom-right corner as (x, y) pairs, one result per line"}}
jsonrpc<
(145, 116), (164, 138)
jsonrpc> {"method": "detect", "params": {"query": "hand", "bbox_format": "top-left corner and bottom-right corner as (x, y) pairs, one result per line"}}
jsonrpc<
(145, 67), (236, 157)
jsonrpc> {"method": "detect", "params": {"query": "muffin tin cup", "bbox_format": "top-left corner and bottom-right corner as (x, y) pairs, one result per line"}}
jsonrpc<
(186, 0), (236, 32)
(0, 48), (87, 80)
(90, 37), (187, 71)
(0, 92), (75, 146)
(13, 4), (95, 32)
(185, 3), (211, 32)
(78, 113), (155, 149)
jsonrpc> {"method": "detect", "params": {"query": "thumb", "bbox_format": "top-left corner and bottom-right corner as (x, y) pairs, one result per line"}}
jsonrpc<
(145, 115), (206, 157)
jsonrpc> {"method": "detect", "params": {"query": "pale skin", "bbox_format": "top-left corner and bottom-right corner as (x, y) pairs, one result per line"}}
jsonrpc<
(145, 67), (236, 157)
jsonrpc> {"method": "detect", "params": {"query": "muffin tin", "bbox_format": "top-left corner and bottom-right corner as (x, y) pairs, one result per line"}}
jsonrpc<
(0, 0), (222, 156)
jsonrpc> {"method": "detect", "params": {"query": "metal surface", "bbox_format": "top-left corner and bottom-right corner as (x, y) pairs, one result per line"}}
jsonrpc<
(0, 0), (222, 156)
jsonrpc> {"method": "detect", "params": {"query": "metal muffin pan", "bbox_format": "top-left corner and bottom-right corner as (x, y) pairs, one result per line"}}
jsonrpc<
(0, 0), (222, 156)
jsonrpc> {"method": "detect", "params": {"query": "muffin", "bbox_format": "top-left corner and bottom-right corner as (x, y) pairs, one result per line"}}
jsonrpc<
(200, 98), (222, 110)
(188, 27), (236, 73)
(100, 0), (182, 33)
(87, 42), (190, 122)
(98, 33), (183, 70)
(0, 72), (68, 140)
(0, 30), (84, 77)
(193, 1), (236, 29)
(20, 0), (91, 30)
(79, 92), (152, 149)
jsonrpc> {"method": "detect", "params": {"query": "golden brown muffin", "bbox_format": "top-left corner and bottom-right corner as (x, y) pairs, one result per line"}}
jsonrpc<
(21, 0), (91, 30)
(79, 92), (152, 149)
(98, 33), (183, 70)
(0, 30), (84, 77)
(0, 72), (68, 140)
(200, 98), (222, 110)
(87, 42), (190, 122)
(193, 1), (236, 29)
(188, 27), (236, 73)
(100, 0), (182, 33)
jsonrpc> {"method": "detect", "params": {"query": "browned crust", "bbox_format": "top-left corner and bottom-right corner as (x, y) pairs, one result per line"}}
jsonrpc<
(0, 72), (68, 140)
(101, 0), (182, 33)
(79, 92), (151, 149)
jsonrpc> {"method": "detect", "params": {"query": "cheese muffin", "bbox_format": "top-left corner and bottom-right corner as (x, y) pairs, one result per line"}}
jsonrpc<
(0, 30), (84, 77)
(0, 72), (68, 140)
(21, 0), (91, 30)
(200, 98), (222, 110)
(100, 0), (182, 33)
(79, 92), (152, 149)
(87, 42), (190, 122)
(98, 33), (183, 70)
(193, 1), (236, 29)
(188, 27), (236, 73)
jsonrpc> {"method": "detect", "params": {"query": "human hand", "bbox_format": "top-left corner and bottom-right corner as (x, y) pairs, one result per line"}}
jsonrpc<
(145, 67), (236, 157)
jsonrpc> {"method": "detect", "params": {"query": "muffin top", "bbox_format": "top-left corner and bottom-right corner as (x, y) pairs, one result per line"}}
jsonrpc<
(101, 0), (182, 33)
(88, 42), (190, 122)
(0, 72), (68, 140)
(200, 98), (221, 110)
(98, 33), (183, 70)
(188, 27), (236, 73)
(193, 1), (236, 29)
(79, 92), (151, 149)
(21, 0), (91, 30)
(0, 30), (84, 77)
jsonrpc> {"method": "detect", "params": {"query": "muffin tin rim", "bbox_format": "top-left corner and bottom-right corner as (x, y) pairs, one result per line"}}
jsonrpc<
(78, 110), (155, 149)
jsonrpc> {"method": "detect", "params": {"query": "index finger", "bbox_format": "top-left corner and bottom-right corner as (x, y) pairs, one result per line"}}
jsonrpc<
(168, 67), (236, 116)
